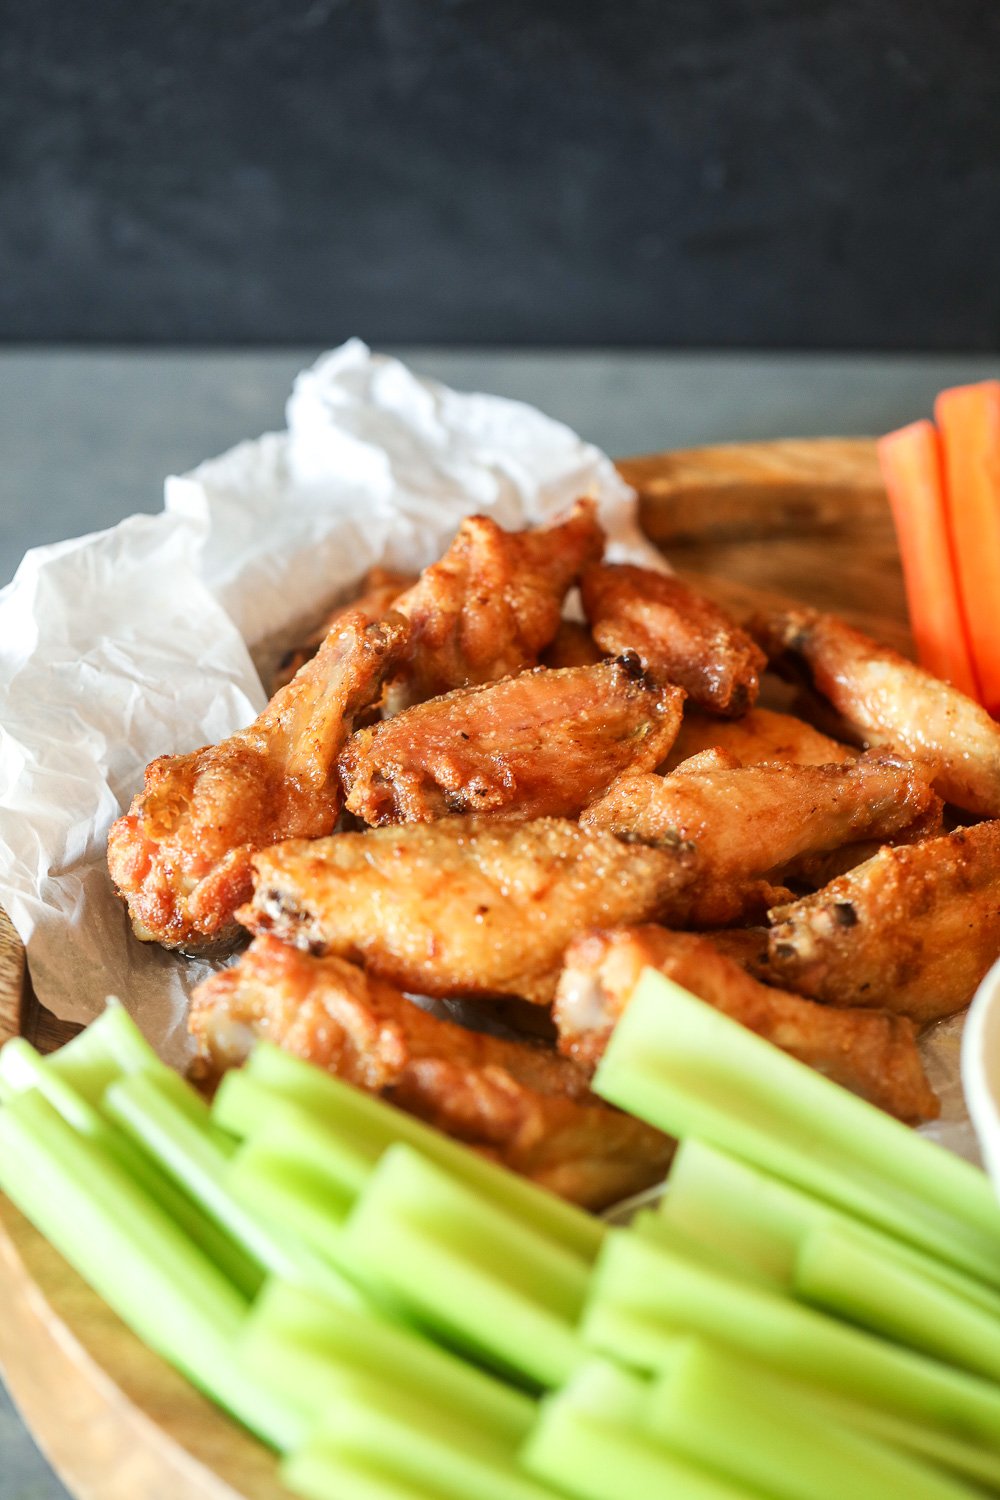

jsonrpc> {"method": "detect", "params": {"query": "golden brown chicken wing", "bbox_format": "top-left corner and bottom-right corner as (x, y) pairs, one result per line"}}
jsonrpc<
(339, 656), (685, 827)
(237, 816), (696, 1005)
(189, 934), (672, 1209)
(662, 705), (855, 772)
(271, 568), (416, 692)
(766, 820), (1000, 1024)
(581, 754), (938, 927)
(107, 614), (408, 951)
(391, 498), (604, 704)
(581, 562), (766, 716)
(752, 606), (1000, 817)
(551, 926), (938, 1124)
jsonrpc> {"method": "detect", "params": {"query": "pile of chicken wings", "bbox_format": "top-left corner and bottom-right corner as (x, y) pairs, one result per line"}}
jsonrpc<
(108, 500), (1000, 1210)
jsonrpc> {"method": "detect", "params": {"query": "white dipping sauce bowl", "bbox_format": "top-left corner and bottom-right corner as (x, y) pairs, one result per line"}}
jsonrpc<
(961, 957), (1000, 1187)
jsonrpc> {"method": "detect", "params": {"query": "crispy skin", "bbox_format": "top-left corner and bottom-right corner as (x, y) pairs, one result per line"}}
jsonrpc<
(339, 658), (685, 826)
(541, 620), (605, 670)
(392, 499), (604, 703)
(189, 935), (672, 1209)
(552, 926), (938, 1124)
(766, 820), (1000, 1024)
(238, 816), (696, 1006)
(752, 606), (1000, 817)
(272, 569), (416, 691)
(582, 755), (937, 927)
(107, 614), (408, 951)
(663, 706), (855, 772)
(581, 563), (766, 716)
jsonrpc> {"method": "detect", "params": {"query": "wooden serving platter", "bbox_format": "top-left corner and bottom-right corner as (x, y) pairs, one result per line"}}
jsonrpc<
(0, 437), (909, 1500)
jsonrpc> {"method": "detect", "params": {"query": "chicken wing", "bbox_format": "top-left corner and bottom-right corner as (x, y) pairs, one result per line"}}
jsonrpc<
(391, 498), (604, 704)
(107, 613), (408, 951)
(581, 562), (766, 716)
(237, 816), (696, 1005)
(272, 568), (416, 691)
(552, 926), (938, 1124)
(339, 656), (685, 826)
(662, 705), (855, 772)
(752, 606), (1000, 817)
(766, 820), (1000, 1024)
(190, 934), (672, 1209)
(541, 620), (605, 670)
(581, 754), (938, 927)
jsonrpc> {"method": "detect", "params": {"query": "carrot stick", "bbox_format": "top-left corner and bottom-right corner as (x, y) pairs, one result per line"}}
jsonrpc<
(935, 381), (1000, 715)
(877, 419), (978, 697)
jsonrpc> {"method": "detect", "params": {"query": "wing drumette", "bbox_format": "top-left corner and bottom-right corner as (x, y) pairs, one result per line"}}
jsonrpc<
(752, 606), (1000, 817)
(237, 816), (696, 1005)
(190, 934), (672, 1210)
(107, 613), (408, 951)
(339, 656), (685, 826)
(392, 499), (604, 703)
(581, 562), (766, 716)
(552, 926), (938, 1124)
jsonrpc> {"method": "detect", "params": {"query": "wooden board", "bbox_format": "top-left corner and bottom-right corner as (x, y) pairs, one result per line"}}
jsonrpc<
(0, 436), (907, 1500)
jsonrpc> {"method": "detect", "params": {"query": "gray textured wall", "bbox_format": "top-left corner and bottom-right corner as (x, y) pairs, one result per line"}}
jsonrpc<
(2, 0), (998, 347)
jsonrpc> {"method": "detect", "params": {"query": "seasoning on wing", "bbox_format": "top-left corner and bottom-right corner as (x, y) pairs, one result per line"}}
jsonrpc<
(662, 705), (855, 772)
(272, 568), (416, 691)
(581, 753), (938, 927)
(392, 498), (604, 704)
(752, 605), (1000, 817)
(237, 816), (697, 1006)
(552, 926), (938, 1124)
(107, 613), (408, 952)
(766, 819), (1000, 1025)
(339, 656), (685, 826)
(190, 934), (672, 1210)
(581, 562), (766, 716)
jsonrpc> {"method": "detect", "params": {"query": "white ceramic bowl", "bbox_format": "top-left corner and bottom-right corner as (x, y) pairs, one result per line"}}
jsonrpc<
(961, 956), (1000, 1187)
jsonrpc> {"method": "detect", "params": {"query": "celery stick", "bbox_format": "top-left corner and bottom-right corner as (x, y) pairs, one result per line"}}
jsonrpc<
(338, 1144), (586, 1388)
(595, 971), (1000, 1289)
(647, 1337), (981, 1500)
(227, 1101), (375, 1208)
(0, 1090), (296, 1449)
(585, 1228), (1000, 1450)
(243, 1279), (535, 1446)
(283, 1448), (447, 1500)
(230, 1044), (604, 1261)
(522, 1389), (756, 1500)
(104, 1071), (364, 1310)
(796, 1223), (1000, 1384)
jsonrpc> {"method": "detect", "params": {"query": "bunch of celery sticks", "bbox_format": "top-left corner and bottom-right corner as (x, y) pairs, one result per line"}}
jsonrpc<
(2, 973), (1000, 1500)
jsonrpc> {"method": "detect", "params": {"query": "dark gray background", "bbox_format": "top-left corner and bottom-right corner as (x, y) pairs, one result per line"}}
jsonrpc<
(2, 0), (998, 348)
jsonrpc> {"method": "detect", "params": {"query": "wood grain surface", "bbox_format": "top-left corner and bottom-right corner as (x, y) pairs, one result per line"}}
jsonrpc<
(0, 437), (908, 1500)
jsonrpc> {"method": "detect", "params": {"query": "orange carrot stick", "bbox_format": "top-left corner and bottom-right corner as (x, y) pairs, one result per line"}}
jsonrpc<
(878, 418), (979, 697)
(935, 381), (1000, 715)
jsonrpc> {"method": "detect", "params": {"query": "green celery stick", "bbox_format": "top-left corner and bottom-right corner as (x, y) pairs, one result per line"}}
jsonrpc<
(647, 1337), (981, 1500)
(104, 1071), (364, 1310)
(543, 1357), (652, 1427)
(283, 1447), (448, 1500)
(0, 1089), (296, 1449)
(585, 1228), (1000, 1450)
(796, 1223), (1000, 1383)
(521, 1387), (756, 1500)
(595, 971), (1000, 1289)
(229, 1044), (604, 1262)
(338, 1144), (586, 1388)
(664, 1139), (1000, 1320)
(243, 1278), (535, 1446)
(227, 1100), (375, 1209)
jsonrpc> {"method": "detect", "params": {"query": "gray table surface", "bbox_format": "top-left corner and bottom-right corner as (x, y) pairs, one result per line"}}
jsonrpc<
(1, 345), (998, 1498)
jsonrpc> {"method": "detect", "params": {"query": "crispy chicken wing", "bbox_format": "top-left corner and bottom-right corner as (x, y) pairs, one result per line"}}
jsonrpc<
(190, 935), (672, 1209)
(752, 606), (1000, 817)
(662, 705), (855, 772)
(272, 568), (416, 691)
(541, 620), (605, 670)
(552, 926), (938, 1124)
(339, 656), (685, 826)
(237, 816), (696, 1005)
(766, 820), (1000, 1024)
(391, 499), (604, 704)
(107, 614), (408, 951)
(581, 562), (766, 716)
(581, 754), (938, 927)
